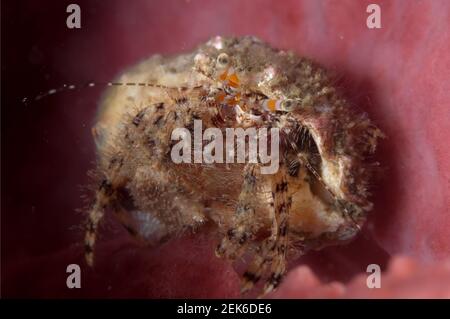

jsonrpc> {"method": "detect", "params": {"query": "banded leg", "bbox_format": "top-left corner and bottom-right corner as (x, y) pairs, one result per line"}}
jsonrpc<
(84, 179), (114, 266)
(241, 168), (291, 294)
(263, 169), (291, 294)
(240, 237), (276, 293)
(216, 164), (260, 260)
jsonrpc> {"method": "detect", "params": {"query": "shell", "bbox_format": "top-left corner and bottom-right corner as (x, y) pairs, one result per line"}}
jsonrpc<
(88, 36), (384, 292)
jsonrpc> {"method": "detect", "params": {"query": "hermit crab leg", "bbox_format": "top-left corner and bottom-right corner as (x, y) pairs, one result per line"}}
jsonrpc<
(240, 240), (273, 294)
(216, 164), (261, 260)
(85, 180), (144, 267)
(241, 168), (291, 295)
(84, 178), (114, 267)
(263, 168), (291, 294)
(84, 148), (138, 266)
(240, 207), (278, 294)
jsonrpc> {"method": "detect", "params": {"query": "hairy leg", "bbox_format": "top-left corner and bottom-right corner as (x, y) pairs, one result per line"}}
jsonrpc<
(241, 168), (291, 294)
(216, 164), (262, 260)
(84, 179), (115, 266)
(263, 168), (291, 294)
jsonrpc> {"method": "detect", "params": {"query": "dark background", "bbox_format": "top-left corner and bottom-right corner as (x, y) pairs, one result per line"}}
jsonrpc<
(2, 0), (449, 298)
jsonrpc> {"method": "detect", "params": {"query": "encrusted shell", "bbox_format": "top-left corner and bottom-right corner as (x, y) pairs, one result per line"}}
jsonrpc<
(94, 36), (383, 253)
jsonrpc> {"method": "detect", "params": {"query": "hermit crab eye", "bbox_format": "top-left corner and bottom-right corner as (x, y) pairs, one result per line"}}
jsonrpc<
(281, 99), (296, 112)
(216, 53), (230, 67)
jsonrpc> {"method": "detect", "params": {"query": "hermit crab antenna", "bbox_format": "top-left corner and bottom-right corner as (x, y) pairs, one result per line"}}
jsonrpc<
(21, 81), (203, 105)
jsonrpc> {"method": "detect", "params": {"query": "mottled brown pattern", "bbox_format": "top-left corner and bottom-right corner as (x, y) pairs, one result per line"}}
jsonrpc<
(84, 36), (383, 295)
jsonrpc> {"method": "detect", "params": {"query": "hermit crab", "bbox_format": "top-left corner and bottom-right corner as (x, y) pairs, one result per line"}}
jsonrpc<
(83, 36), (383, 295)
